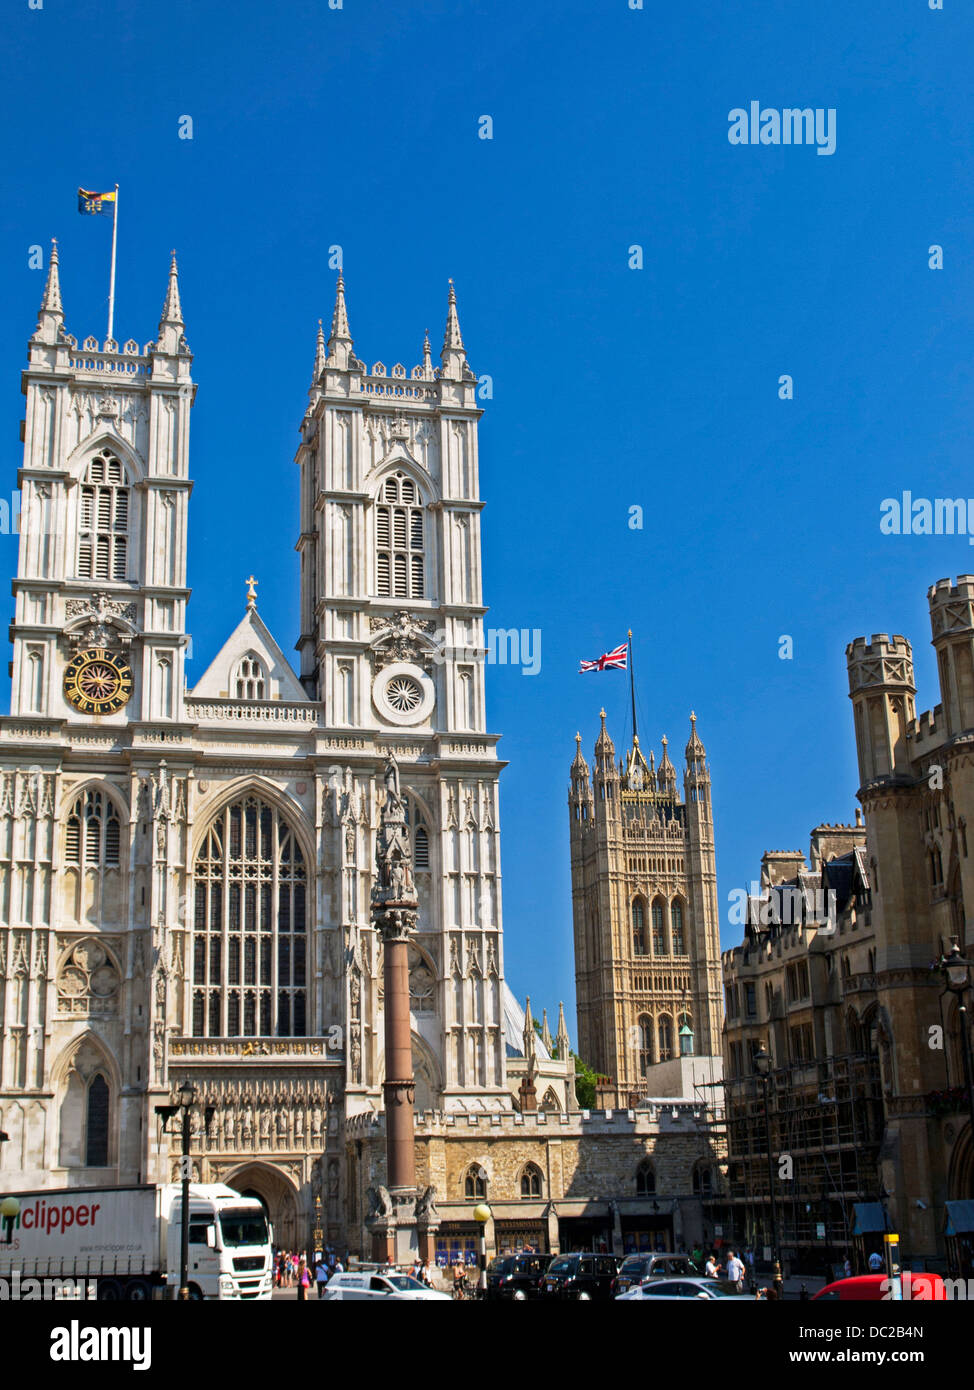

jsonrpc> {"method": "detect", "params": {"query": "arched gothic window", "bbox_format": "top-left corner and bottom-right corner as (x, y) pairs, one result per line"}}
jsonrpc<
(464, 1165), (487, 1199)
(405, 796), (430, 870)
(375, 472), (425, 598)
(192, 795), (307, 1039)
(652, 898), (667, 955)
(632, 898), (647, 956)
(638, 1014), (653, 1075)
(671, 899), (686, 955)
(65, 789), (121, 867)
(233, 653), (267, 700)
(85, 1073), (110, 1166)
(78, 452), (128, 581)
(636, 1159), (656, 1196)
(520, 1164), (543, 1198)
(692, 1163), (713, 1197)
(658, 1014), (674, 1061)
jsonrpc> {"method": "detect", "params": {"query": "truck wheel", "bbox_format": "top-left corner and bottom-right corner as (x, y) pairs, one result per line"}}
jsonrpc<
(187, 1284), (204, 1301)
(98, 1279), (124, 1300)
(125, 1280), (151, 1302)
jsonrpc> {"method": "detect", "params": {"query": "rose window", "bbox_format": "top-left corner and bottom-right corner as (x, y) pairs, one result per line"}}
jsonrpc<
(386, 676), (422, 712)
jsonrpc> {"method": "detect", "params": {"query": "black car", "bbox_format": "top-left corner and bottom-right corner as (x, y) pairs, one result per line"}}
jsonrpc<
(541, 1253), (620, 1300)
(612, 1253), (700, 1296)
(485, 1252), (552, 1300)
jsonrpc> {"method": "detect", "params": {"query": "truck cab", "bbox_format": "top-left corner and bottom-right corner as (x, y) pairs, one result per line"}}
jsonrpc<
(165, 1185), (273, 1300)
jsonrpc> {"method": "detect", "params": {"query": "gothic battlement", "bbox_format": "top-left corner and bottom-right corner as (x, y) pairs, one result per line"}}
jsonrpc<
(846, 633), (915, 692)
(928, 574), (974, 607)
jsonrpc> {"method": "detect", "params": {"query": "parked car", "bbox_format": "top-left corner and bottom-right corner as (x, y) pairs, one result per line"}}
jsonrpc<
(612, 1253), (700, 1296)
(322, 1271), (450, 1301)
(812, 1273), (947, 1301)
(617, 1276), (753, 1301)
(541, 1253), (620, 1300)
(485, 1252), (552, 1300)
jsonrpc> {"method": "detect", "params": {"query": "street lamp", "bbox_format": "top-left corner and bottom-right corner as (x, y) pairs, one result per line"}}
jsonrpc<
(753, 1043), (783, 1297)
(156, 1081), (197, 1300)
(1, 1195), (20, 1245)
(937, 939), (974, 1158)
(473, 1203), (491, 1298)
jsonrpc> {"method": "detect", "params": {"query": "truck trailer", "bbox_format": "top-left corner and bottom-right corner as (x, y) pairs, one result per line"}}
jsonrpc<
(0, 1182), (273, 1300)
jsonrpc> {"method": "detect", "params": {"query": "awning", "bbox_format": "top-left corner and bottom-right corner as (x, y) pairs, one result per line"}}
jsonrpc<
(851, 1202), (888, 1235)
(944, 1200), (974, 1236)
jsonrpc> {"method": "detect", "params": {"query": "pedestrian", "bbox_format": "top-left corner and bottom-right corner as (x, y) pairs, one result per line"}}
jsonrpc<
(297, 1257), (310, 1301)
(315, 1259), (330, 1299)
(725, 1249), (745, 1292)
(843, 1257), (852, 1279)
(420, 1259), (432, 1287)
(705, 1252), (719, 1279)
(868, 1250), (884, 1273)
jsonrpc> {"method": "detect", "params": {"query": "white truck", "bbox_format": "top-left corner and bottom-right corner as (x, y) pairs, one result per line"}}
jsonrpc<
(0, 1182), (273, 1300)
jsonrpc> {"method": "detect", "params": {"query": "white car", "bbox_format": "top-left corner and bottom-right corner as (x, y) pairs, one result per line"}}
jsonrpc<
(616, 1276), (753, 1301)
(322, 1272), (451, 1301)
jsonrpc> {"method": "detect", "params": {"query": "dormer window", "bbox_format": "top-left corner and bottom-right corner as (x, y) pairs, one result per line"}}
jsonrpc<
(233, 653), (266, 700)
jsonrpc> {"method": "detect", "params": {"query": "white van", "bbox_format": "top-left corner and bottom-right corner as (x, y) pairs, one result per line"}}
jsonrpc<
(323, 1271), (450, 1302)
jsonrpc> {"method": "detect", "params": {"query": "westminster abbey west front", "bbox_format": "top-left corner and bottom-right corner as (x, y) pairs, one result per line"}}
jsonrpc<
(0, 251), (719, 1261)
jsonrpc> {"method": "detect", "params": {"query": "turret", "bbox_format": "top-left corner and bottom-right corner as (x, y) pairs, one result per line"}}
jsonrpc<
(846, 634), (917, 783)
(555, 1001), (571, 1059)
(657, 735), (677, 795)
(326, 270), (355, 370)
(928, 576), (974, 736)
(569, 732), (594, 826)
(33, 239), (63, 345)
(440, 279), (472, 382)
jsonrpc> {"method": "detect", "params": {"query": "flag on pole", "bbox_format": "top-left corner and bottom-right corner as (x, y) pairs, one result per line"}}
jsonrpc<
(78, 188), (116, 216)
(579, 641), (628, 673)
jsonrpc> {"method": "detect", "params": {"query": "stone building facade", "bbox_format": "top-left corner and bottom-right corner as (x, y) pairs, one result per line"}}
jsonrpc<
(0, 251), (721, 1263)
(720, 821), (887, 1271)
(568, 712), (723, 1107)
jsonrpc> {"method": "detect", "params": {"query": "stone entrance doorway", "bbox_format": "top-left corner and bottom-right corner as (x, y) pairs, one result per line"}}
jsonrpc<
(225, 1162), (301, 1252)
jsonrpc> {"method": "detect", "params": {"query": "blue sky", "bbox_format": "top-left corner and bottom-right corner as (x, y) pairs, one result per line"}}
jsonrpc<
(2, 0), (973, 1043)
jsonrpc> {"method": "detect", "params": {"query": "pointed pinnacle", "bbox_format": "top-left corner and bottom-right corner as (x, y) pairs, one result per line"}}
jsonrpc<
(41, 238), (63, 316)
(312, 317), (326, 385)
(442, 277), (465, 353)
(160, 251), (183, 327)
(329, 270), (351, 345)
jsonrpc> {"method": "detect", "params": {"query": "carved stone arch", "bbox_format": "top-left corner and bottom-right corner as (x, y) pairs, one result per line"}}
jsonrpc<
(62, 776), (130, 820)
(407, 943), (437, 1016)
(947, 1118), (974, 1201)
(403, 784), (435, 828)
(366, 454), (438, 506)
(540, 1087), (561, 1115)
(862, 1001), (896, 1096)
(63, 430), (147, 486)
(518, 1161), (544, 1199)
(222, 1161), (300, 1251)
(55, 936), (123, 1016)
(189, 776), (315, 869)
(52, 1031), (121, 1168)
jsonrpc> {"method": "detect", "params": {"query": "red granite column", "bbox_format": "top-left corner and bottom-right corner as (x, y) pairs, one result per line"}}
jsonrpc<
(382, 935), (415, 1190)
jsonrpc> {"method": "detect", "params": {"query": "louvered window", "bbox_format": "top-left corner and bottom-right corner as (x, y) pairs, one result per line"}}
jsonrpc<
(77, 452), (129, 581)
(65, 790), (122, 869)
(375, 472), (425, 598)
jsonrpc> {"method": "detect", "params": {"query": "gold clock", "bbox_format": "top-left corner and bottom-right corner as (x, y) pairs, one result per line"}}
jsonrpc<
(63, 648), (134, 716)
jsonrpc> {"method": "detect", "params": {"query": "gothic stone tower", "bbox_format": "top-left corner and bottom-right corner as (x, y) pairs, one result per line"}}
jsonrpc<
(846, 578), (974, 1259)
(296, 275), (510, 1118)
(569, 712), (722, 1107)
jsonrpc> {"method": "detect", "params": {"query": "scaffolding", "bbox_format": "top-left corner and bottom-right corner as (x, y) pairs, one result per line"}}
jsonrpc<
(711, 1051), (884, 1274)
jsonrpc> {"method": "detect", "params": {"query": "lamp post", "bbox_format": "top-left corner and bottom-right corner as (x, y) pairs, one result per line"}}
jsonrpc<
(937, 939), (974, 1154)
(176, 1081), (196, 1301)
(754, 1044), (783, 1297)
(1, 1195), (20, 1245)
(473, 1203), (491, 1298)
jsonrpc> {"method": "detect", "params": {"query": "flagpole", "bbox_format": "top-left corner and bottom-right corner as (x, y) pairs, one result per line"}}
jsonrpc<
(107, 184), (119, 342)
(628, 628), (638, 744)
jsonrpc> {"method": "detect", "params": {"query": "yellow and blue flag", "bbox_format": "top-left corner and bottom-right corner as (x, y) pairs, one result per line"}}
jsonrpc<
(78, 187), (116, 216)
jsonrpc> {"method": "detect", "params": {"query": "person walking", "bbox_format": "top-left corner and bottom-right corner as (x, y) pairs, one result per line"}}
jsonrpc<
(725, 1249), (745, 1293)
(315, 1259), (330, 1299)
(297, 1257), (310, 1301)
(705, 1252), (719, 1279)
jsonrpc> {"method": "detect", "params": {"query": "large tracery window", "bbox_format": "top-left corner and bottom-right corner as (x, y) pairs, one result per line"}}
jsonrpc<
(78, 452), (129, 581)
(192, 795), (307, 1038)
(375, 473), (425, 599)
(233, 653), (267, 700)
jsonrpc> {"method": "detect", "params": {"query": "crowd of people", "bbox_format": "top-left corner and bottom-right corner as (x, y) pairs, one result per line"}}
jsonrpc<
(272, 1248), (439, 1298)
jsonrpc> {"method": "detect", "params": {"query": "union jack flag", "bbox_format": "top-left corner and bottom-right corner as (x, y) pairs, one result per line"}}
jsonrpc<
(579, 641), (628, 673)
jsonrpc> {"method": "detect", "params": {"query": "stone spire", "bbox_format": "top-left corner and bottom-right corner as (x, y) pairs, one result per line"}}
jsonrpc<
(556, 1001), (571, 1059)
(541, 1007), (553, 1054)
(519, 995), (538, 1113)
(327, 270), (354, 369)
(658, 735), (677, 793)
(440, 278), (469, 380)
(523, 996), (537, 1062)
(34, 239), (64, 343)
(160, 251), (183, 328)
(570, 731), (589, 779)
(311, 318), (326, 387)
(685, 710), (706, 760)
(594, 708), (614, 759)
(421, 329), (434, 380)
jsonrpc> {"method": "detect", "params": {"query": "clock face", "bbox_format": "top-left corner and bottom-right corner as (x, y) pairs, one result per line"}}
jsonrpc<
(63, 648), (134, 716)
